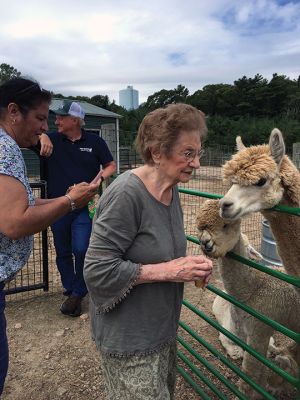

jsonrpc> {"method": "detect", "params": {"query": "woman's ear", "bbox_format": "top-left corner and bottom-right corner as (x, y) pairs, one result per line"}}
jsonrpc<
(150, 147), (161, 163)
(7, 103), (21, 123)
(150, 148), (161, 169)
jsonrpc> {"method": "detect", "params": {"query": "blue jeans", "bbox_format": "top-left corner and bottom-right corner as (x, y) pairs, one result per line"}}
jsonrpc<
(0, 282), (8, 396)
(51, 207), (92, 298)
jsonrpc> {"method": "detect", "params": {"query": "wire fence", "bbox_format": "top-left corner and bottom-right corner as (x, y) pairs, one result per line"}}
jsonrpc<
(4, 138), (300, 398)
(6, 143), (264, 301)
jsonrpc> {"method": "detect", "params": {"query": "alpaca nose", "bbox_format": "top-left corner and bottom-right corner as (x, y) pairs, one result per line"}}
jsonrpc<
(201, 238), (213, 252)
(201, 238), (209, 246)
(220, 200), (234, 211)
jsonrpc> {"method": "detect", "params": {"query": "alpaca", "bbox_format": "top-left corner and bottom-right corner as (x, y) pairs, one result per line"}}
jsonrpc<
(211, 235), (264, 361)
(196, 199), (300, 399)
(212, 294), (246, 359)
(219, 128), (300, 280)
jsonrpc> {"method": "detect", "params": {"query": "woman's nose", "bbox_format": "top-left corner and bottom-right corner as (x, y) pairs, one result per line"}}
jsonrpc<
(42, 120), (48, 131)
(190, 156), (200, 168)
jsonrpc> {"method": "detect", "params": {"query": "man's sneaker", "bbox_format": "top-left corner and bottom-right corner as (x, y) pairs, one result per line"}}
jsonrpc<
(60, 295), (82, 317)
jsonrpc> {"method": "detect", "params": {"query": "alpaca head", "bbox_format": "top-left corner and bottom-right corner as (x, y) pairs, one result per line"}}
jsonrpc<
(197, 199), (241, 258)
(219, 128), (286, 220)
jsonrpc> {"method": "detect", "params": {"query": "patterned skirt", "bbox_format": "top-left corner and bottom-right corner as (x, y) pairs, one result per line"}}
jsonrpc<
(101, 342), (177, 400)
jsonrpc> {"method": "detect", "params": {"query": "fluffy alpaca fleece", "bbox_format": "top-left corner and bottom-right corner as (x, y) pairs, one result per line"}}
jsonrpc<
(211, 233), (264, 362)
(220, 128), (300, 279)
(196, 199), (300, 399)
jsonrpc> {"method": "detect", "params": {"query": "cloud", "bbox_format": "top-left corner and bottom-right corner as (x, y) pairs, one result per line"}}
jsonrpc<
(1, 0), (299, 103)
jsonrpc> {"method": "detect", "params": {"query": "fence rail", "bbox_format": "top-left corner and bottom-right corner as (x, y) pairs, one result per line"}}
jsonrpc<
(177, 187), (300, 399)
(4, 181), (49, 296)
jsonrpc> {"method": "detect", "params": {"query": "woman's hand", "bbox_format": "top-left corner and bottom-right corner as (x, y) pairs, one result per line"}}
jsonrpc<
(39, 133), (53, 157)
(67, 182), (100, 209)
(136, 255), (213, 286)
(164, 255), (213, 284)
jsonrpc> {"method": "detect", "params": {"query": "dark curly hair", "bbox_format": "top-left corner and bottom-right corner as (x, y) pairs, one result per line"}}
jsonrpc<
(0, 77), (52, 119)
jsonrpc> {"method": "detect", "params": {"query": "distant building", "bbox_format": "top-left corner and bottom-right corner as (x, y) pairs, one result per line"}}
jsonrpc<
(119, 85), (139, 110)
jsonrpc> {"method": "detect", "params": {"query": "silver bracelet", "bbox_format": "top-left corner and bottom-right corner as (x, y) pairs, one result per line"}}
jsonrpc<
(64, 194), (76, 211)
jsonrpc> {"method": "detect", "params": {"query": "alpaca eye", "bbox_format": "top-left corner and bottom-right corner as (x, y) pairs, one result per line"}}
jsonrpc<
(223, 223), (228, 229)
(255, 178), (267, 187)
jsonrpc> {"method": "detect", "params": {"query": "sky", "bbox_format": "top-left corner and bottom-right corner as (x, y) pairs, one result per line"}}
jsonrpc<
(1, 0), (300, 104)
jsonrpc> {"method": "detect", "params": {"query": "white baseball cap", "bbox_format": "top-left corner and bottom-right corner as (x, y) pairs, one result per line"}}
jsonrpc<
(54, 100), (85, 120)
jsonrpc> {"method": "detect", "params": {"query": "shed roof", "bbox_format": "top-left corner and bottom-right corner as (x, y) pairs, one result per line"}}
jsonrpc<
(50, 98), (122, 119)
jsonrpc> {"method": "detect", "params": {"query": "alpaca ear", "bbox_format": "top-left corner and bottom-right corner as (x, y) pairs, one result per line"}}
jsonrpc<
(241, 233), (263, 261)
(246, 244), (263, 262)
(269, 128), (285, 166)
(236, 136), (246, 152)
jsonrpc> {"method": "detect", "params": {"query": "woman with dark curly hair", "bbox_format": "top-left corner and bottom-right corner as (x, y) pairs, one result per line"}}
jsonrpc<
(0, 77), (99, 395)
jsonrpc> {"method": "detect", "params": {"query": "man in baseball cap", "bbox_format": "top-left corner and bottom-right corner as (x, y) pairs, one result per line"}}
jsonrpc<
(39, 99), (116, 317)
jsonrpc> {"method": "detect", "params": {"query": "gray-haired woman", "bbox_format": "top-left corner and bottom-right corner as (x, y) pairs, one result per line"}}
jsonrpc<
(84, 103), (213, 399)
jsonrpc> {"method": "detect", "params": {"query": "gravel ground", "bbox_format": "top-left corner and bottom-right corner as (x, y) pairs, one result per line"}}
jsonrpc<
(3, 284), (215, 400)
(3, 276), (297, 399)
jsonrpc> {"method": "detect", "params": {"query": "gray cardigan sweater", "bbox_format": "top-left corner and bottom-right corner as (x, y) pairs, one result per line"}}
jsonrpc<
(84, 170), (187, 357)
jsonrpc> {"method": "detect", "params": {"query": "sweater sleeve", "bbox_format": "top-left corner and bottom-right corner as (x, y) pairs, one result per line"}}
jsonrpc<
(83, 188), (141, 313)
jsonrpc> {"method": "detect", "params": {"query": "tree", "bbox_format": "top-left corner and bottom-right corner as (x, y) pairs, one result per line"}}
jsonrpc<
(286, 91), (300, 120)
(145, 84), (189, 110)
(90, 95), (110, 110)
(0, 63), (21, 83)
(265, 74), (297, 117)
(68, 95), (90, 103)
(233, 74), (268, 117)
(188, 84), (234, 116)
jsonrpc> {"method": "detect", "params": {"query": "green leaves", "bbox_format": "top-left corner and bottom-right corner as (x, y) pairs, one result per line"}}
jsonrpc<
(0, 63), (21, 83)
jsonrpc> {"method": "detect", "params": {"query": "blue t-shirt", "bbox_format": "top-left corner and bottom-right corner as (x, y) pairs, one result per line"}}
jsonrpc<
(0, 129), (35, 283)
(44, 130), (114, 198)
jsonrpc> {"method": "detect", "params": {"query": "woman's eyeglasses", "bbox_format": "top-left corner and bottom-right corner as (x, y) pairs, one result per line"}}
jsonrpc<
(178, 149), (205, 162)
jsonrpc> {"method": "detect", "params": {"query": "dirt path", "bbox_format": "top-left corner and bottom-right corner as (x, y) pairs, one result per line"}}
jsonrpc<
(3, 283), (217, 400)
(3, 276), (297, 400)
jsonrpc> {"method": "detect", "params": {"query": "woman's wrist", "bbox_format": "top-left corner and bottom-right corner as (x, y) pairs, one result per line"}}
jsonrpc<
(135, 262), (167, 284)
(64, 194), (76, 211)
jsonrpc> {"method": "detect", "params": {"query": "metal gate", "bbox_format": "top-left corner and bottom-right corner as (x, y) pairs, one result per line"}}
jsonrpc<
(177, 188), (300, 399)
(4, 181), (49, 295)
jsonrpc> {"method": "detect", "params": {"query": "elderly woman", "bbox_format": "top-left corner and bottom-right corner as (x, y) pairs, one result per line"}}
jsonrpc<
(84, 103), (213, 399)
(0, 77), (99, 395)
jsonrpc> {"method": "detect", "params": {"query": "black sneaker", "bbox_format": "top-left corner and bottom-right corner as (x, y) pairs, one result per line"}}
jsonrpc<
(60, 296), (82, 317)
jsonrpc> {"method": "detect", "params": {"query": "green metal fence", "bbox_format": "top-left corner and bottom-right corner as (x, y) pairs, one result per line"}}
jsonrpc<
(177, 188), (300, 399)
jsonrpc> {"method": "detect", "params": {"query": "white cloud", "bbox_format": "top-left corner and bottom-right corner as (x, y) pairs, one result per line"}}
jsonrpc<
(1, 0), (299, 103)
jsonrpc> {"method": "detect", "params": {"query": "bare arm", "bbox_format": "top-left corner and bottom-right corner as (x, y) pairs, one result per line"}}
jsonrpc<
(90, 161), (117, 185)
(0, 175), (99, 239)
(135, 255), (213, 286)
(34, 198), (58, 205)
(102, 161), (117, 180)
(39, 133), (53, 157)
